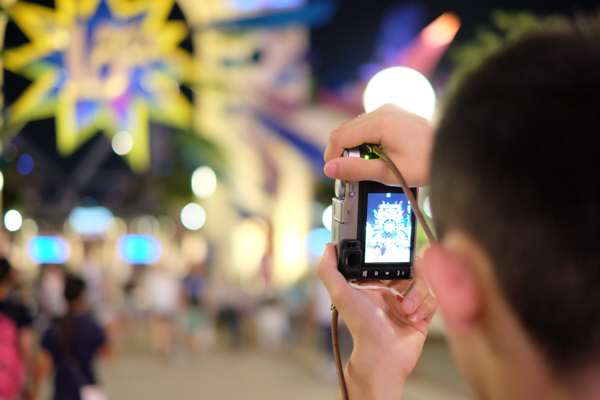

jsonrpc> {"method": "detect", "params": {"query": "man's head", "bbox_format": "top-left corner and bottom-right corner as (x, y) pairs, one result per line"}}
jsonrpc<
(426, 15), (600, 392)
(64, 274), (86, 305)
(0, 258), (14, 288)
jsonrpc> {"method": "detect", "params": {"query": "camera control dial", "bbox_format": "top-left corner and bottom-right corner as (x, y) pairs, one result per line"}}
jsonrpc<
(334, 179), (346, 198)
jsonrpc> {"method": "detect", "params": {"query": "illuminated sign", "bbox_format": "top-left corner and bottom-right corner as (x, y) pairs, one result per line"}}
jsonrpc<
(4, 0), (193, 172)
(69, 206), (114, 235)
(27, 236), (70, 264)
(117, 234), (162, 264)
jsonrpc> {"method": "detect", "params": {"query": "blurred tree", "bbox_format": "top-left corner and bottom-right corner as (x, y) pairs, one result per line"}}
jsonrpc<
(446, 10), (543, 97)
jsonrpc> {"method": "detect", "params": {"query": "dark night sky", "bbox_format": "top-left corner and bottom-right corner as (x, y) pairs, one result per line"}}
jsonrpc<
(311, 0), (600, 88)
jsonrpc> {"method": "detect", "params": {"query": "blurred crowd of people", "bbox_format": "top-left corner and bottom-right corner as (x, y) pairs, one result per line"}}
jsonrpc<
(0, 241), (340, 400)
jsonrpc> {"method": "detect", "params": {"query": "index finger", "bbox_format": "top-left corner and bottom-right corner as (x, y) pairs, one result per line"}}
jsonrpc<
(324, 104), (423, 163)
(324, 110), (389, 163)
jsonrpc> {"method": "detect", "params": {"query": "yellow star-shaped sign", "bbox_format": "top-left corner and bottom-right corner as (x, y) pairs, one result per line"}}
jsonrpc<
(4, 0), (194, 172)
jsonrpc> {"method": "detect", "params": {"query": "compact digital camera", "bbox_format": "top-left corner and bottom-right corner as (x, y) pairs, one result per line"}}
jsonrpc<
(331, 145), (417, 281)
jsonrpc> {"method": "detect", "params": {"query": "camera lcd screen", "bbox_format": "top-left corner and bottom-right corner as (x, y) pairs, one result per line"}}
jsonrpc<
(364, 192), (413, 263)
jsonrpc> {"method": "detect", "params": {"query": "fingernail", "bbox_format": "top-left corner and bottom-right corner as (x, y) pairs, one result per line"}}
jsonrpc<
(324, 162), (338, 177)
(323, 244), (330, 257)
(409, 313), (420, 323)
(404, 299), (415, 313)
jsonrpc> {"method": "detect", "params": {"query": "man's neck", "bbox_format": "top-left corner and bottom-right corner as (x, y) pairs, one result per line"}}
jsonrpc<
(480, 296), (600, 400)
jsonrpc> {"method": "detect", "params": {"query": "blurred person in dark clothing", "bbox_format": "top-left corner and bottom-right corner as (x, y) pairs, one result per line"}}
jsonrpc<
(182, 264), (212, 355)
(0, 258), (38, 400)
(40, 274), (111, 400)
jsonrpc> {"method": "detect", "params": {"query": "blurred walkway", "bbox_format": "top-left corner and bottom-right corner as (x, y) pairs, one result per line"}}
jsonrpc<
(40, 338), (473, 399)
(98, 350), (337, 400)
(41, 340), (470, 400)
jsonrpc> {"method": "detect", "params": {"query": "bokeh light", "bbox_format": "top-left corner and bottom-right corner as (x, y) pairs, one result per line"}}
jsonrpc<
(137, 215), (160, 235)
(117, 234), (163, 264)
(4, 210), (23, 232)
(20, 219), (39, 238)
(3, 144), (18, 162)
(363, 66), (436, 119)
(0, 171), (4, 191)
(191, 166), (217, 198)
(181, 233), (208, 264)
(232, 218), (268, 279)
(181, 203), (206, 230)
(112, 131), (134, 155)
(69, 206), (114, 235)
(322, 205), (333, 230)
(422, 12), (461, 47)
(423, 196), (432, 218)
(306, 227), (331, 258)
(27, 236), (70, 263)
(106, 217), (127, 241)
(17, 154), (34, 174)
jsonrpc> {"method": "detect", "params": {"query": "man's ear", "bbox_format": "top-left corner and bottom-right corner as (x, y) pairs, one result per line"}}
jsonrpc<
(423, 244), (482, 335)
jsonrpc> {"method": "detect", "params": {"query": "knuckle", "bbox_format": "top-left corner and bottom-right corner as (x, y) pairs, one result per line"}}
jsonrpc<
(330, 127), (343, 141)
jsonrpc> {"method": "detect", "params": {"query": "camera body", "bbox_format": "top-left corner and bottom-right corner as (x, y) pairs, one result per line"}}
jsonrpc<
(331, 146), (417, 281)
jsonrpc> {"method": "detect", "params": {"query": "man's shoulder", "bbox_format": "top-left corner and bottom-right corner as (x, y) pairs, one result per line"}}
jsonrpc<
(0, 296), (34, 328)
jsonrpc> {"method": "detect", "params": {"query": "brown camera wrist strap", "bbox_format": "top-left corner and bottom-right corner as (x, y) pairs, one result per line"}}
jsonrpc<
(331, 144), (436, 400)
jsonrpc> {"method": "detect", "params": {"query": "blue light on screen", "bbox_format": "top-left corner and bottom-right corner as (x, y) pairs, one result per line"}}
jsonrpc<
(117, 234), (162, 264)
(27, 236), (69, 264)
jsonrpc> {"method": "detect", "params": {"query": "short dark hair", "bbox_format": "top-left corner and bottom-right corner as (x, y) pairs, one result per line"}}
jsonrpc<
(0, 258), (12, 283)
(430, 17), (600, 370)
(63, 274), (86, 302)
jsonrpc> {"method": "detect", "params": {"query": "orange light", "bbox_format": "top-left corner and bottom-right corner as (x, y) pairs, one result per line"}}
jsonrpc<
(422, 12), (461, 47)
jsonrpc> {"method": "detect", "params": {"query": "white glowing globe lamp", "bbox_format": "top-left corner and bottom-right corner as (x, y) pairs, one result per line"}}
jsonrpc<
(181, 203), (206, 230)
(191, 166), (217, 198)
(112, 131), (133, 155)
(4, 210), (23, 232)
(363, 67), (436, 119)
(322, 205), (333, 230)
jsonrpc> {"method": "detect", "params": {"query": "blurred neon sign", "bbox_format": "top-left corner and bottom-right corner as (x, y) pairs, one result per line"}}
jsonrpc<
(27, 236), (70, 264)
(69, 206), (114, 235)
(231, 0), (305, 11)
(117, 234), (162, 264)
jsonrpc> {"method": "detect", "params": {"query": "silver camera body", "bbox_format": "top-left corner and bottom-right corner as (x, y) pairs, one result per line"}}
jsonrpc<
(331, 146), (417, 281)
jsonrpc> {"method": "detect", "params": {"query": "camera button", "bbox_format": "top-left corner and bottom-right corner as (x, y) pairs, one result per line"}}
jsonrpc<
(349, 191), (356, 198)
(395, 269), (410, 278)
(368, 270), (381, 278)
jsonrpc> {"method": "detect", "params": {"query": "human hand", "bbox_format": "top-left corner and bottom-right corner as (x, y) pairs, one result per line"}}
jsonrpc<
(318, 243), (437, 400)
(324, 103), (434, 187)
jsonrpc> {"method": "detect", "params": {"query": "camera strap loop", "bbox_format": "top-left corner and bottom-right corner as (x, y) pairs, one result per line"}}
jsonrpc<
(349, 281), (404, 301)
(332, 145), (436, 400)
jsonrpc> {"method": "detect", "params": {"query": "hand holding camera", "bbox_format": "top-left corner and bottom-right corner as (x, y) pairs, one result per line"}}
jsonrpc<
(318, 104), (438, 399)
(324, 103), (434, 187)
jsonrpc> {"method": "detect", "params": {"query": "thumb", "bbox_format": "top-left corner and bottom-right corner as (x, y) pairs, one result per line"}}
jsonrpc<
(317, 243), (353, 308)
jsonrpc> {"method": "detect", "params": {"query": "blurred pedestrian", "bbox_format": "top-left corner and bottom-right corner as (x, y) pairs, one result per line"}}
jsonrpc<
(40, 274), (111, 400)
(145, 264), (180, 359)
(0, 258), (37, 400)
(181, 264), (212, 355)
(37, 264), (67, 327)
(254, 296), (289, 351)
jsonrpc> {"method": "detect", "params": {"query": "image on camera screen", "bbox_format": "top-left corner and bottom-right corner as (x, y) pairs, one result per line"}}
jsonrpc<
(364, 193), (412, 263)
